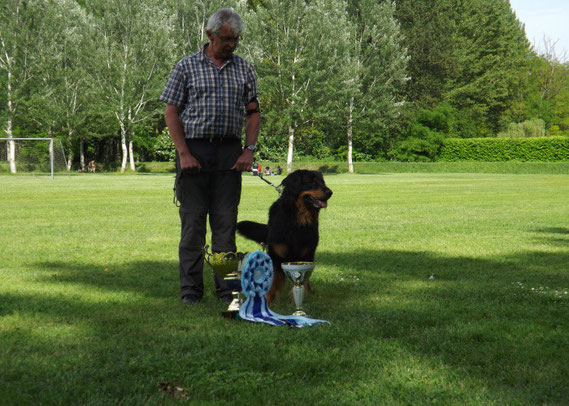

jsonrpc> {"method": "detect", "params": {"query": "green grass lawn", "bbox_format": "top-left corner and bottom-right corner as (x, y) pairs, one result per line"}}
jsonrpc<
(1, 172), (568, 404)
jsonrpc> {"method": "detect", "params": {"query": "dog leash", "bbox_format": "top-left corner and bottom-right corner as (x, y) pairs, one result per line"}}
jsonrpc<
(257, 173), (283, 195)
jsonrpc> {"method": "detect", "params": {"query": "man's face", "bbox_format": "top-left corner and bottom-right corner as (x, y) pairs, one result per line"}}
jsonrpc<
(207, 23), (239, 61)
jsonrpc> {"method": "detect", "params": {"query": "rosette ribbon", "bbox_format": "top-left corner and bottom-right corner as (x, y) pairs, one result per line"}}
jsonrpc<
(239, 251), (329, 327)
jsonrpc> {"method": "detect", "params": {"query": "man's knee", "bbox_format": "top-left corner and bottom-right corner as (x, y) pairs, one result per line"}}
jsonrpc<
(180, 211), (207, 250)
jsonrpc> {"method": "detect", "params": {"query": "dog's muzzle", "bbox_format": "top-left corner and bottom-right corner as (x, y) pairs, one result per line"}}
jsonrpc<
(307, 188), (332, 209)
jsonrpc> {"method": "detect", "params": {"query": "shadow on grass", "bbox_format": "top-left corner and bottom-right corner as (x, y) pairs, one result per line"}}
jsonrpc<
(532, 227), (569, 247)
(32, 259), (180, 300)
(312, 248), (569, 403)
(2, 249), (569, 403)
(534, 227), (569, 235)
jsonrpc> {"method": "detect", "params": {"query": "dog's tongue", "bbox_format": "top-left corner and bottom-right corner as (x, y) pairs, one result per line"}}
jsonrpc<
(319, 200), (327, 208)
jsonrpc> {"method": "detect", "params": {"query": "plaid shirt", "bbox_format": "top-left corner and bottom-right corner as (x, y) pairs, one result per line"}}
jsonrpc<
(160, 44), (258, 140)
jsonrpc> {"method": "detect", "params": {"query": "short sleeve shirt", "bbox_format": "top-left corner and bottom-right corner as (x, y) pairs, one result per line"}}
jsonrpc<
(159, 44), (258, 140)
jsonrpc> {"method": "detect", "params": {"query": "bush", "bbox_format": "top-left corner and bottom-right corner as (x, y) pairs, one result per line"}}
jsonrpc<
(497, 119), (546, 138)
(152, 130), (176, 162)
(390, 103), (456, 161)
(297, 127), (331, 159)
(438, 137), (569, 161)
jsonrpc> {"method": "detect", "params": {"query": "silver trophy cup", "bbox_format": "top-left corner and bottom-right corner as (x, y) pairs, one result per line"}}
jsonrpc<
(281, 262), (315, 316)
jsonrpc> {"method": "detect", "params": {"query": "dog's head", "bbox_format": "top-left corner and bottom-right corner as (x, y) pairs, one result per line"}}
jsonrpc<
(280, 170), (333, 211)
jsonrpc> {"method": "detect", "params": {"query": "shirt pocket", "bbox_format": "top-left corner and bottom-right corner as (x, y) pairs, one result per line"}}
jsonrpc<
(224, 72), (247, 109)
(187, 75), (216, 105)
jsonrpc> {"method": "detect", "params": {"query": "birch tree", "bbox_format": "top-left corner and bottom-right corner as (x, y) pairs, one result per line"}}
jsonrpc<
(246, 0), (351, 173)
(167, 0), (230, 58)
(27, 0), (92, 170)
(342, 0), (408, 171)
(0, 0), (48, 173)
(86, 0), (176, 172)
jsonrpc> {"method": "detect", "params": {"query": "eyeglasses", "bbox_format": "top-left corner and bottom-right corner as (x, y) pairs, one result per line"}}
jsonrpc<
(217, 35), (240, 44)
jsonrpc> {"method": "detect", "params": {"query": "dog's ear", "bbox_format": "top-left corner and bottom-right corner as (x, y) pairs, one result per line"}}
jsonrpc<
(280, 170), (302, 202)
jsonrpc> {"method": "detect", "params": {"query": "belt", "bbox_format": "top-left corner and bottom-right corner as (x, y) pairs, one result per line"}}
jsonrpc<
(188, 137), (239, 144)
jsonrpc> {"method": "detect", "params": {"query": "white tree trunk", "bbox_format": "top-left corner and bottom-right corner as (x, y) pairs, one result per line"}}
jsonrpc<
(119, 45), (128, 173)
(7, 132), (16, 174)
(80, 137), (86, 171)
(66, 155), (73, 172)
(287, 124), (295, 174)
(128, 139), (135, 171)
(66, 128), (74, 171)
(6, 70), (16, 174)
(347, 97), (354, 174)
(120, 120), (128, 173)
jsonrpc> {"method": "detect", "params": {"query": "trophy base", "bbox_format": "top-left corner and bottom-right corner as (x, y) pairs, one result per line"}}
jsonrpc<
(221, 310), (241, 320)
(292, 310), (307, 316)
(221, 293), (243, 320)
(229, 296), (241, 311)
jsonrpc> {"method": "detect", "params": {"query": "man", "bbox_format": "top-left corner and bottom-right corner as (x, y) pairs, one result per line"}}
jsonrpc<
(160, 8), (260, 304)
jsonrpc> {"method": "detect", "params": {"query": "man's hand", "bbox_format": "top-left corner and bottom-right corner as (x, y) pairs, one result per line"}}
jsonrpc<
(232, 149), (253, 172)
(179, 152), (202, 174)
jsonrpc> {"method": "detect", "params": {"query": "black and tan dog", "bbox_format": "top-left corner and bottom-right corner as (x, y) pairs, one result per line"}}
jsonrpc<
(237, 170), (333, 304)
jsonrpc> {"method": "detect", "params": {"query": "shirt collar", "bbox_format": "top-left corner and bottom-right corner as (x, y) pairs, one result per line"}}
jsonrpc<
(200, 43), (234, 69)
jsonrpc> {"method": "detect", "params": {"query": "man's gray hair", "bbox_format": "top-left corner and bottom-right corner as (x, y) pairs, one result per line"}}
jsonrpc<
(207, 8), (243, 35)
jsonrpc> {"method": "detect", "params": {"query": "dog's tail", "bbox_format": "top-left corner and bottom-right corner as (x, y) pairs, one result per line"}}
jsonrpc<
(237, 221), (268, 244)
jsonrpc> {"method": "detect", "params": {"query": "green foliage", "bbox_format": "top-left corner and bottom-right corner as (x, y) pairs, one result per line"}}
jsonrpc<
(396, 0), (532, 138)
(497, 119), (546, 138)
(335, 145), (373, 162)
(439, 136), (569, 162)
(296, 127), (331, 159)
(151, 129), (176, 162)
(448, 0), (531, 135)
(1, 0), (567, 169)
(501, 54), (569, 134)
(390, 103), (456, 161)
(394, 0), (458, 105)
(351, 128), (391, 160)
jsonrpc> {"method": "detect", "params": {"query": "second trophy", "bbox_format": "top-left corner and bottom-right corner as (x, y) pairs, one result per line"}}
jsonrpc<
(281, 262), (315, 316)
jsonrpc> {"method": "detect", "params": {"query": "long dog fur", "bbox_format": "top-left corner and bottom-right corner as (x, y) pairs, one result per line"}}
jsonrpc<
(237, 170), (332, 304)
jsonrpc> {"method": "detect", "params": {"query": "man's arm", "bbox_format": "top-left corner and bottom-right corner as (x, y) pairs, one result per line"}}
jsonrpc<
(232, 100), (260, 172)
(164, 104), (201, 173)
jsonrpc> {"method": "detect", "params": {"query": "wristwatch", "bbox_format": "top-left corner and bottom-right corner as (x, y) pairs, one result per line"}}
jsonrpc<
(244, 145), (256, 152)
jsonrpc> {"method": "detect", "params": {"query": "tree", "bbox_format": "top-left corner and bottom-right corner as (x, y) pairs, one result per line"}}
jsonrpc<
(342, 0), (408, 171)
(394, 0), (458, 106)
(26, 0), (92, 170)
(246, 0), (352, 173)
(0, 0), (50, 173)
(167, 0), (229, 58)
(395, 0), (531, 138)
(390, 102), (456, 161)
(447, 0), (531, 137)
(85, 0), (176, 172)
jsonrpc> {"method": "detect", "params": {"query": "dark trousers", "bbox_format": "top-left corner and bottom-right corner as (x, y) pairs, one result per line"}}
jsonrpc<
(175, 138), (242, 299)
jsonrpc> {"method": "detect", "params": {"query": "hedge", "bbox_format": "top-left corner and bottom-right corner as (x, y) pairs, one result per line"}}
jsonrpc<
(438, 137), (569, 162)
